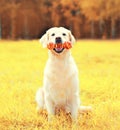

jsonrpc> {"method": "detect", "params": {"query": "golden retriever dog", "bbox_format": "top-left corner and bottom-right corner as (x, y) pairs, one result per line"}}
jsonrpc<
(36, 27), (91, 121)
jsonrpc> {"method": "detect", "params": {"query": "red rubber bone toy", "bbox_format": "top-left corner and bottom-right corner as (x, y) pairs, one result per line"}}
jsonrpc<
(47, 42), (72, 50)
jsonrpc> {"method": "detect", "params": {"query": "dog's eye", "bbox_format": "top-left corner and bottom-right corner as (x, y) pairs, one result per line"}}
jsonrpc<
(51, 33), (55, 36)
(62, 33), (66, 36)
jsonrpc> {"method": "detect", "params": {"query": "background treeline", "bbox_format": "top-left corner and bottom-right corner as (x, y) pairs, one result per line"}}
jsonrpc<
(0, 0), (120, 39)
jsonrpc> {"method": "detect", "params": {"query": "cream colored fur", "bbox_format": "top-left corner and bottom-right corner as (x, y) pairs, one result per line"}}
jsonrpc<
(36, 27), (91, 121)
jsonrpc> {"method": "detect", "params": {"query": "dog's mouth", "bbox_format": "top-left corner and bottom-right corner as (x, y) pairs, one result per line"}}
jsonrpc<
(53, 43), (64, 53)
(53, 48), (64, 53)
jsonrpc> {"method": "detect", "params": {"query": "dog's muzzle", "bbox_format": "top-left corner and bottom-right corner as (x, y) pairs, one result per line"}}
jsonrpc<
(54, 37), (64, 53)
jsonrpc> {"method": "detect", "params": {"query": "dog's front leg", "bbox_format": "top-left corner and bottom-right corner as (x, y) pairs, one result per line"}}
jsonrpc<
(71, 95), (79, 120)
(45, 95), (55, 121)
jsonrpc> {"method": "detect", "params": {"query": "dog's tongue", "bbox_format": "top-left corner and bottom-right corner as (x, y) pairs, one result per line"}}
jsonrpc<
(55, 44), (63, 51)
(55, 47), (63, 52)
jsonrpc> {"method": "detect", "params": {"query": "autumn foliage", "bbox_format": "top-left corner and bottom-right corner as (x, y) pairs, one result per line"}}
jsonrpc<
(47, 42), (72, 50)
(0, 0), (120, 39)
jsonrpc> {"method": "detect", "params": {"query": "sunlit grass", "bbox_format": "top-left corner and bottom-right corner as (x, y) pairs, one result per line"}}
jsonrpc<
(0, 40), (120, 130)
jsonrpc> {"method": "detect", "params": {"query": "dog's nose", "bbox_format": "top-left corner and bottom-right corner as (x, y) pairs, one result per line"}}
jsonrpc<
(55, 37), (62, 43)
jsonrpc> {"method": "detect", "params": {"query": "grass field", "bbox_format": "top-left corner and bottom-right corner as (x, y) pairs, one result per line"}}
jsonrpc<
(0, 40), (120, 130)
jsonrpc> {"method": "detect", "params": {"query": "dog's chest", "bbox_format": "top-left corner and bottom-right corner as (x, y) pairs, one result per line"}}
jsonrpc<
(44, 57), (76, 104)
(45, 58), (73, 86)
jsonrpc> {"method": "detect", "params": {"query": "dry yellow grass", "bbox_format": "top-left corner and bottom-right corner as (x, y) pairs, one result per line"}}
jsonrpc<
(0, 40), (120, 130)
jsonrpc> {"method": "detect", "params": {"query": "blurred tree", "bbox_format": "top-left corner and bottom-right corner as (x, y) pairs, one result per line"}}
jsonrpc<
(97, 0), (120, 38)
(61, 0), (82, 38)
(0, 18), (1, 39)
(0, 0), (6, 39)
(80, 0), (101, 38)
(50, 0), (82, 38)
(0, 0), (120, 39)
(0, 0), (13, 39)
(10, 1), (20, 39)
(106, 0), (120, 38)
(80, 0), (120, 38)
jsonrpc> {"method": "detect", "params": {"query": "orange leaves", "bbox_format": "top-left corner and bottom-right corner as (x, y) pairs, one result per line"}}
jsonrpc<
(47, 42), (72, 50)
(64, 42), (72, 49)
(47, 43), (55, 50)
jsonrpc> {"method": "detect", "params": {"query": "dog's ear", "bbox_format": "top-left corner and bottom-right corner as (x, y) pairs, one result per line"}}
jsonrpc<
(39, 32), (49, 48)
(68, 31), (76, 44)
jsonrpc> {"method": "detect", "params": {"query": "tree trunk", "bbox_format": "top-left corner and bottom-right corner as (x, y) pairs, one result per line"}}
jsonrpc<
(72, 16), (81, 39)
(24, 15), (29, 39)
(91, 20), (95, 38)
(99, 19), (104, 37)
(0, 17), (2, 39)
(111, 19), (116, 39)
(11, 9), (16, 39)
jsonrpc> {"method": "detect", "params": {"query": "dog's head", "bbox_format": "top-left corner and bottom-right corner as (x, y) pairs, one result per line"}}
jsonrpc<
(40, 27), (75, 54)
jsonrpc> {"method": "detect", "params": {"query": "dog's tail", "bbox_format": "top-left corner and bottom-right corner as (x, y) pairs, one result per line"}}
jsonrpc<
(79, 106), (92, 114)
